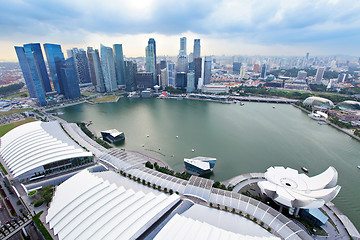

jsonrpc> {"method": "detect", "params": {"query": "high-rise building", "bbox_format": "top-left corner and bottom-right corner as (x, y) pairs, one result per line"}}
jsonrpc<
(71, 48), (92, 86)
(167, 61), (176, 87)
(113, 44), (125, 86)
(233, 62), (241, 74)
(57, 57), (81, 99)
(314, 67), (325, 84)
(180, 37), (187, 55)
(160, 68), (168, 89)
(87, 48), (105, 92)
(43, 43), (65, 94)
(253, 64), (260, 73)
(15, 43), (51, 106)
(337, 73), (346, 83)
(177, 54), (188, 73)
(87, 47), (97, 87)
(202, 57), (212, 85)
(100, 44), (117, 92)
(260, 64), (267, 79)
(297, 70), (307, 80)
(193, 39), (200, 59)
(124, 61), (137, 91)
(136, 72), (153, 90)
(148, 38), (156, 81)
(186, 72), (195, 93)
(176, 72), (187, 90)
(194, 57), (202, 89)
(146, 42), (156, 85)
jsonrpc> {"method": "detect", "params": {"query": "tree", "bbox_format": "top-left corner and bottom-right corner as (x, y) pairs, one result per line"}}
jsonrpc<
(145, 161), (153, 169)
(169, 189), (173, 194)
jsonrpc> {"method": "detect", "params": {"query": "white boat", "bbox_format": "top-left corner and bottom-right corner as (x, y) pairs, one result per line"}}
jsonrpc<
(358, 166), (360, 169)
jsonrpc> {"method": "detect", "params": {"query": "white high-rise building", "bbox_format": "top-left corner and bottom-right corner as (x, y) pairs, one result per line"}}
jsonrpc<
(314, 67), (325, 84)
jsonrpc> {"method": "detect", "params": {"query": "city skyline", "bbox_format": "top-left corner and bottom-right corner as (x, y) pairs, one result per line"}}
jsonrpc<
(1, 0), (360, 61)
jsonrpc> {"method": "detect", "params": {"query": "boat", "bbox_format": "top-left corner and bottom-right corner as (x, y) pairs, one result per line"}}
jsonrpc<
(272, 106), (275, 109)
(357, 166), (360, 169)
(318, 121), (327, 125)
(239, 102), (244, 106)
(100, 129), (125, 143)
(191, 149), (195, 152)
(184, 156), (217, 176)
(301, 167), (309, 173)
(176, 136), (179, 138)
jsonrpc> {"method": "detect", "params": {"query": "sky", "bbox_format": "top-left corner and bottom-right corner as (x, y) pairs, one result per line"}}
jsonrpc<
(1, 0), (360, 61)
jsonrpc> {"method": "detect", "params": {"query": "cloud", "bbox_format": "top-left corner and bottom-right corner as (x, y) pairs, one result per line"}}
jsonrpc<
(1, 0), (360, 59)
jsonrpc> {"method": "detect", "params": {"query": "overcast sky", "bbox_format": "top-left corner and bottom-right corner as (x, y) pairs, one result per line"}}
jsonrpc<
(1, 0), (360, 61)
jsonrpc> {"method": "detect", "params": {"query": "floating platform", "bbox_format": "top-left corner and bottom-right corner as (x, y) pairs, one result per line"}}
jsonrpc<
(101, 129), (125, 143)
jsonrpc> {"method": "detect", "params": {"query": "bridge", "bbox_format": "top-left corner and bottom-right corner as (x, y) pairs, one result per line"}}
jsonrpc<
(230, 96), (298, 104)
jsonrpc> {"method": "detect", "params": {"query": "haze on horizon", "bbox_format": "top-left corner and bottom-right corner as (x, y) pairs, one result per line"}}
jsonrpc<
(1, 0), (360, 61)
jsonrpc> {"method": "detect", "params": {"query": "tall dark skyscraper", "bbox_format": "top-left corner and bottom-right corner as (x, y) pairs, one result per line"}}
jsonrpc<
(233, 62), (241, 74)
(113, 44), (125, 86)
(71, 48), (92, 85)
(125, 61), (137, 91)
(15, 43), (51, 106)
(193, 39), (200, 59)
(57, 57), (81, 99)
(136, 72), (154, 90)
(203, 57), (212, 85)
(176, 72), (187, 90)
(194, 57), (202, 89)
(44, 43), (65, 94)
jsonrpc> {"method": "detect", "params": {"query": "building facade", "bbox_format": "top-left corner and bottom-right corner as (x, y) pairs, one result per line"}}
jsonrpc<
(113, 44), (126, 86)
(100, 44), (117, 92)
(43, 43), (65, 94)
(72, 48), (92, 86)
(57, 57), (81, 99)
(193, 39), (200, 59)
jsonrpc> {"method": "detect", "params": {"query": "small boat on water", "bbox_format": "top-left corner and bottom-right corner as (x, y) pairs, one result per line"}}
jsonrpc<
(357, 166), (360, 169)
(301, 167), (309, 173)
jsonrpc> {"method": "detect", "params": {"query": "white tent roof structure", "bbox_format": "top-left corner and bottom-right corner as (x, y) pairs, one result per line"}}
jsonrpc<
(258, 166), (341, 209)
(0, 121), (92, 178)
(154, 214), (280, 240)
(46, 170), (180, 240)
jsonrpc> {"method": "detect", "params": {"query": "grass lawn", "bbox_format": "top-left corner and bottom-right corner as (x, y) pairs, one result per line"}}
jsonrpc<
(81, 91), (96, 96)
(32, 211), (53, 240)
(0, 108), (33, 116)
(90, 95), (119, 103)
(0, 117), (36, 137)
(3, 90), (29, 99)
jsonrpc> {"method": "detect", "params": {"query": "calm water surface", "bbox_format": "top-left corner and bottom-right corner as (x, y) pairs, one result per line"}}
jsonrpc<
(53, 98), (360, 229)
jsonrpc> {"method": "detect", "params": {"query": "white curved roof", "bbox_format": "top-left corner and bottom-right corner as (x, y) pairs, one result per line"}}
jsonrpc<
(154, 214), (279, 240)
(258, 166), (341, 209)
(303, 96), (334, 109)
(46, 170), (180, 240)
(0, 121), (92, 178)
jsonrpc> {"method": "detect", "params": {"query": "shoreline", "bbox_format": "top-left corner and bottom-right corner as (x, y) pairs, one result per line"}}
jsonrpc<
(291, 103), (360, 142)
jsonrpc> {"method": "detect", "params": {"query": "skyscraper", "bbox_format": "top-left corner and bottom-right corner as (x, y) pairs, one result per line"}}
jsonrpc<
(337, 73), (346, 83)
(100, 44), (117, 92)
(136, 72), (153, 90)
(186, 72), (195, 93)
(167, 61), (176, 87)
(180, 37), (187, 55)
(314, 67), (325, 84)
(145, 42), (156, 85)
(233, 62), (241, 74)
(113, 44), (125, 86)
(160, 68), (168, 89)
(177, 54), (188, 73)
(57, 57), (81, 99)
(71, 48), (92, 85)
(87, 48), (105, 92)
(124, 61), (137, 91)
(194, 57), (202, 89)
(176, 72), (187, 90)
(193, 39), (200, 59)
(43, 43), (65, 94)
(260, 64), (267, 79)
(87, 47), (97, 87)
(148, 38), (156, 82)
(15, 43), (51, 106)
(202, 57), (212, 85)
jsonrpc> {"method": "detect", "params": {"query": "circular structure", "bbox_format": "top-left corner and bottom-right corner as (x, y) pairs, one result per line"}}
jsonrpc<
(337, 100), (360, 112)
(303, 96), (334, 109)
(258, 166), (341, 209)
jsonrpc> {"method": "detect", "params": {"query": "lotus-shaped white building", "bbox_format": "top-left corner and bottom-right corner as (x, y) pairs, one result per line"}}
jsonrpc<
(258, 166), (341, 210)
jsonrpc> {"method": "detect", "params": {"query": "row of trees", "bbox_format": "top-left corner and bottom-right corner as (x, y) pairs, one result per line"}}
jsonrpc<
(0, 82), (24, 96)
(145, 161), (191, 180)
